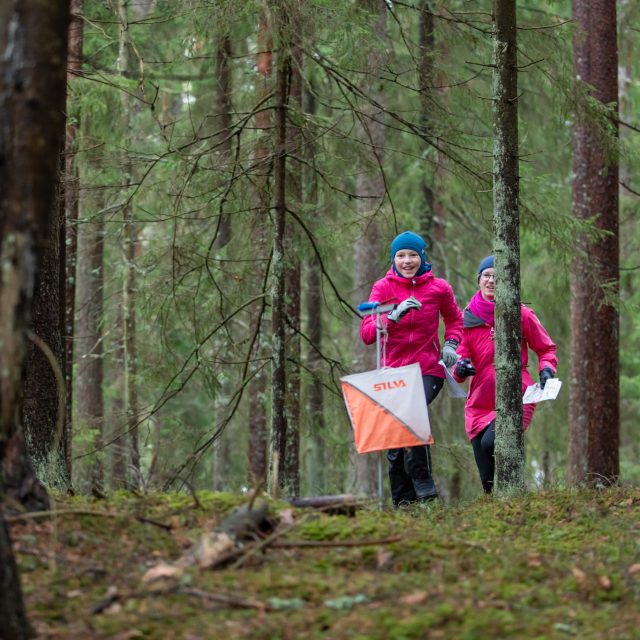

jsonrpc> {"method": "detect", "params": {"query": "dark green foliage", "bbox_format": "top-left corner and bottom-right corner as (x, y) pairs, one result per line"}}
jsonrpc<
(67, 0), (639, 493)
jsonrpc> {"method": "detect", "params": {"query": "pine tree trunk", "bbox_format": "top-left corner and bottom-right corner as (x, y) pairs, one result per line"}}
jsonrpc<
(568, 0), (619, 485)
(0, 0), (70, 633)
(282, 44), (303, 497)
(492, 0), (525, 495)
(247, 11), (272, 489)
(74, 188), (105, 491)
(110, 305), (127, 487)
(349, 0), (387, 498)
(269, 28), (290, 497)
(62, 0), (85, 482)
(417, 0), (437, 248)
(214, 34), (233, 249)
(208, 32), (235, 490)
(417, 1), (448, 271)
(303, 81), (326, 495)
(116, 0), (141, 488)
(22, 204), (64, 479)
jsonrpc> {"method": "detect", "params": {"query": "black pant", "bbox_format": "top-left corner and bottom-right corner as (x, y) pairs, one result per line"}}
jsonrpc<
(388, 375), (444, 506)
(471, 419), (495, 494)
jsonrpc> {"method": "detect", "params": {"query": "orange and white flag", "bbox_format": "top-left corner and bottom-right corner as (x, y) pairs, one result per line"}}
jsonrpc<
(341, 363), (432, 454)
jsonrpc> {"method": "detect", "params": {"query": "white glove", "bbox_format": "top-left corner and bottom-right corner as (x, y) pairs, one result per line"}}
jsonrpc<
(387, 296), (421, 323)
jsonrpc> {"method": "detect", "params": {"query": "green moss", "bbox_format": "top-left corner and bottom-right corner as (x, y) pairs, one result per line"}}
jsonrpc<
(15, 488), (640, 639)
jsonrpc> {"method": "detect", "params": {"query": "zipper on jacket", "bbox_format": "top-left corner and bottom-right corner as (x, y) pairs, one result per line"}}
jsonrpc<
(408, 279), (416, 362)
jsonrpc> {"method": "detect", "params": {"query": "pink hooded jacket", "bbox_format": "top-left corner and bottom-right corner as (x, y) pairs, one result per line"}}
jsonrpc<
(360, 268), (463, 378)
(454, 302), (558, 441)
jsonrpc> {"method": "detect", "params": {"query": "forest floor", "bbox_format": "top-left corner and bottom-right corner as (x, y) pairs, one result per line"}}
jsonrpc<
(7, 486), (640, 639)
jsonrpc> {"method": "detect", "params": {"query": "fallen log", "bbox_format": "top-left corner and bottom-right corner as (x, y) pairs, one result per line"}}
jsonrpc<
(289, 494), (362, 516)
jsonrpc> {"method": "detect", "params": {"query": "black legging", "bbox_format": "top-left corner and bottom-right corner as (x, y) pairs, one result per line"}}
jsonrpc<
(387, 375), (444, 506)
(470, 419), (495, 493)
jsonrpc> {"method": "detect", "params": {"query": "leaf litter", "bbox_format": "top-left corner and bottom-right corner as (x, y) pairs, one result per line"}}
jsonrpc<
(7, 487), (640, 639)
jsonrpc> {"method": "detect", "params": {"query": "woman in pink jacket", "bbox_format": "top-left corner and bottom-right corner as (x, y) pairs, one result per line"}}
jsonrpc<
(454, 255), (558, 493)
(360, 231), (463, 506)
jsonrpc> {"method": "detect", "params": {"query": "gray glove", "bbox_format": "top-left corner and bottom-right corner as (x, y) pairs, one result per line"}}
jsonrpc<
(387, 296), (421, 323)
(441, 339), (459, 368)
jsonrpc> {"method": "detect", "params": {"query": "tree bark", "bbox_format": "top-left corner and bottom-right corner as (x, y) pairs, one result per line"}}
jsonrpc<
(417, 0), (448, 270)
(21, 207), (64, 479)
(282, 43), (303, 497)
(269, 23), (290, 497)
(73, 187), (105, 492)
(0, 1), (70, 635)
(214, 34), (233, 249)
(62, 0), (85, 483)
(568, 0), (619, 485)
(303, 81), (326, 495)
(492, 0), (525, 496)
(115, 0), (141, 488)
(349, 0), (387, 498)
(247, 11), (272, 489)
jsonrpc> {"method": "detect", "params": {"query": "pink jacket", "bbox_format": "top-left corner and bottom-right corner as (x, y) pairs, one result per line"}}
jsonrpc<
(360, 268), (463, 378)
(455, 303), (558, 441)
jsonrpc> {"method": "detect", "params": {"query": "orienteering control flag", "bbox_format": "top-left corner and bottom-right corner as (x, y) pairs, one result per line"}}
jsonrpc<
(341, 363), (432, 454)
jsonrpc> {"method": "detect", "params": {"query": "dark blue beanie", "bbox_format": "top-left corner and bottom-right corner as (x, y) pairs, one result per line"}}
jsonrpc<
(390, 231), (431, 276)
(477, 255), (494, 280)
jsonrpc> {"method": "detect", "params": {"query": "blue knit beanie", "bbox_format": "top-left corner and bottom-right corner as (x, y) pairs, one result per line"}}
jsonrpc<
(390, 231), (431, 276)
(477, 255), (494, 281)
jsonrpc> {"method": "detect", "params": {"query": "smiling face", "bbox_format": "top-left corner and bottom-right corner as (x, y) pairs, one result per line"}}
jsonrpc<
(394, 249), (422, 278)
(479, 268), (495, 300)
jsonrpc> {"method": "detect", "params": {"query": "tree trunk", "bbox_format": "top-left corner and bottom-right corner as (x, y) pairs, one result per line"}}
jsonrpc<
(212, 401), (231, 491)
(269, 24), (290, 498)
(22, 206), (64, 480)
(0, 0), (70, 634)
(210, 32), (235, 490)
(349, 0), (387, 498)
(110, 305), (127, 487)
(247, 11), (272, 489)
(492, 0), (525, 496)
(116, 0), (141, 488)
(303, 81), (326, 495)
(73, 189), (105, 492)
(568, 0), (619, 485)
(62, 0), (85, 483)
(214, 34), (233, 249)
(417, 0), (436, 248)
(417, 0), (448, 271)
(282, 44), (303, 497)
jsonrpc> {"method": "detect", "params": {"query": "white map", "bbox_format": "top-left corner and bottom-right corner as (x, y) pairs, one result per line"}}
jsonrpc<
(523, 378), (562, 404)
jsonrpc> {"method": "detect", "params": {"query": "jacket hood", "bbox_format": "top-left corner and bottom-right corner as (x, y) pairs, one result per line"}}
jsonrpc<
(463, 307), (486, 328)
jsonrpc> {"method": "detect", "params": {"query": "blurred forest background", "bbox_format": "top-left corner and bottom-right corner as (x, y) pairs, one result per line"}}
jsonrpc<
(22, 0), (639, 505)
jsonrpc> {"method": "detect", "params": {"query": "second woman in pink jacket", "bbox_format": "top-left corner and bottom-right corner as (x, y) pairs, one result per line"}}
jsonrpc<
(454, 255), (558, 494)
(360, 231), (463, 506)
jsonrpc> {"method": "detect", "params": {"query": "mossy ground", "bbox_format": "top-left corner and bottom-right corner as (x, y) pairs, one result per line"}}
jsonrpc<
(9, 487), (640, 639)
